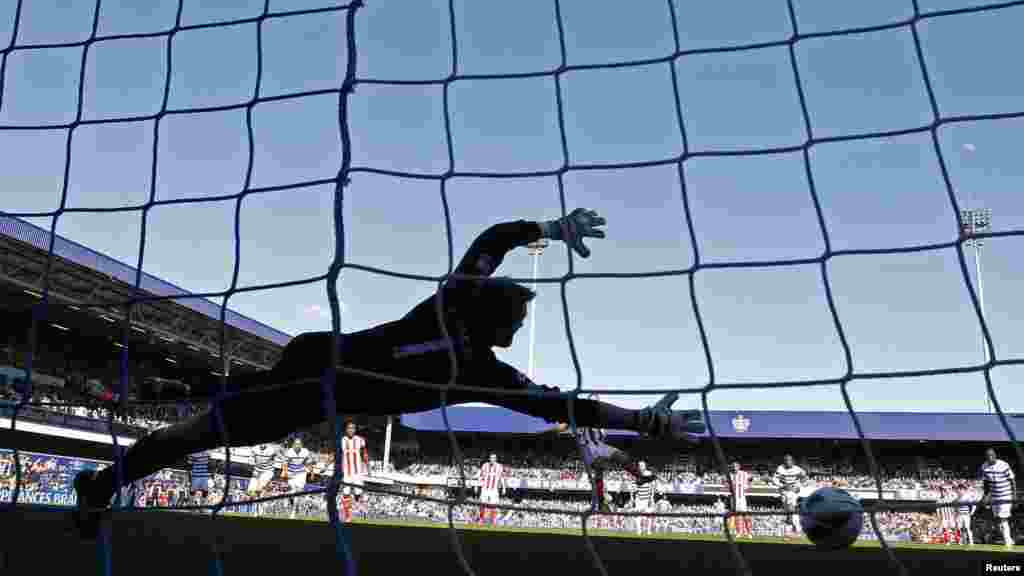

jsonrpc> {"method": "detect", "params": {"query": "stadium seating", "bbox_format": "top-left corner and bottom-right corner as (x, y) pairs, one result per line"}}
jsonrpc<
(1, 378), (1014, 544)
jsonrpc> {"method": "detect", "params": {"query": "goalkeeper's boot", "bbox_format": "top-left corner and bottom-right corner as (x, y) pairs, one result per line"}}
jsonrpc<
(637, 392), (706, 440)
(72, 470), (102, 540)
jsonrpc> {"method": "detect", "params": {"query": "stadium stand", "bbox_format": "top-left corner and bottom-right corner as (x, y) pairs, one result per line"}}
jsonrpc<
(0, 216), (285, 380)
(2, 413), (1021, 545)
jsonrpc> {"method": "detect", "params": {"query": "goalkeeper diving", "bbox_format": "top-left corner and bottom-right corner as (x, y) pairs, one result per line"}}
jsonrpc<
(73, 208), (706, 536)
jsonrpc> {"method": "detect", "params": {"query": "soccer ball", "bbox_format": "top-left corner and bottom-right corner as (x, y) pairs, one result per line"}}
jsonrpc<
(799, 487), (864, 550)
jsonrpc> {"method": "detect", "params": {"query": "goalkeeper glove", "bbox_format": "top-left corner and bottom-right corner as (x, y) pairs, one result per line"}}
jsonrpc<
(540, 208), (606, 258)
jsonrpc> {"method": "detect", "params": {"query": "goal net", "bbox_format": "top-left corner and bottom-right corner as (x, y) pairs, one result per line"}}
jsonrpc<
(2, 1), (1023, 575)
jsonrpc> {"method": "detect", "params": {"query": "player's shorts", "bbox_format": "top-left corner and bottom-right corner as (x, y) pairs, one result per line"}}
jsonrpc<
(341, 475), (365, 498)
(993, 503), (1012, 519)
(287, 473), (307, 492)
(733, 497), (748, 513)
(480, 491), (500, 505)
(957, 515), (972, 529)
(248, 470), (273, 493)
(191, 477), (209, 492)
(780, 490), (799, 511)
(635, 502), (653, 513)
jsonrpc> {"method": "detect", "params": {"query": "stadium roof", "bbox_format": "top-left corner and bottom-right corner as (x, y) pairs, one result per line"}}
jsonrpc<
(0, 216), (290, 347)
(401, 406), (1024, 442)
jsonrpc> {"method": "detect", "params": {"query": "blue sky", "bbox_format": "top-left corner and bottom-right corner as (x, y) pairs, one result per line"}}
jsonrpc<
(1, 0), (1023, 416)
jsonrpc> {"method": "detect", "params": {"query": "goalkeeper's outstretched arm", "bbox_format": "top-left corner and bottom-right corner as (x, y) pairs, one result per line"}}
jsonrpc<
(453, 220), (543, 278)
(453, 209), (606, 278)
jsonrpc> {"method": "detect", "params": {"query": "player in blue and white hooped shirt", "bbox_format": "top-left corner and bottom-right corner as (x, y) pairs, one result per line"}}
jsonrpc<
(247, 443), (278, 496)
(247, 443), (278, 515)
(632, 461), (657, 536)
(955, 482), (977, 546)
(279, 437), (313, 518)
(773, 454), (807, 539)
(980, 448), (1016, 547)
(188, 450), (210, 506)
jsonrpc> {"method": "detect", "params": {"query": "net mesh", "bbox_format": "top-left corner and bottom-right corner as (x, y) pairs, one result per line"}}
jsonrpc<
(1, 0), (1023, 575)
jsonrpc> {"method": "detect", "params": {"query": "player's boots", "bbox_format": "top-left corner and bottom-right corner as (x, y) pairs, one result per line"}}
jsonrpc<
(72, 470), (102, 539)
(636, 392), (706, 440)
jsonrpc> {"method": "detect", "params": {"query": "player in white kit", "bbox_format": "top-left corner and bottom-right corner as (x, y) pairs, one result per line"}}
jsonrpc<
(279, 437), (313, 518)
(478, 453), (505, 525)
(340, 420), (369, 523)
(773, 454), (807, 539)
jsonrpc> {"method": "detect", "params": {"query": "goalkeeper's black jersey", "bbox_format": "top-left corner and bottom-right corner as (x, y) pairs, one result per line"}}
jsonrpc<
(255, 220), (548, 416)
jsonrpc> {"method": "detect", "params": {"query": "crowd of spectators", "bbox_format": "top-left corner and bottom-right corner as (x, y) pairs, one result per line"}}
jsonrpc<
(2, 447), (988, 545)
(1, 383), (203, 433)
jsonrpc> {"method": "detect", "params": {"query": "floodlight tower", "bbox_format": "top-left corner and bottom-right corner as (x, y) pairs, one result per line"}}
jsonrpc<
(959, 208), (993, 412)
(526, 239), (549, 381)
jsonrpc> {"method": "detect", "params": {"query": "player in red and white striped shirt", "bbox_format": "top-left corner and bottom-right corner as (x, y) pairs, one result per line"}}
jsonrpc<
(937, 486), (958, 545)
(478, 453), (505, 525)
(729, 462), (753, 538)
(340, 419), (369, 523)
